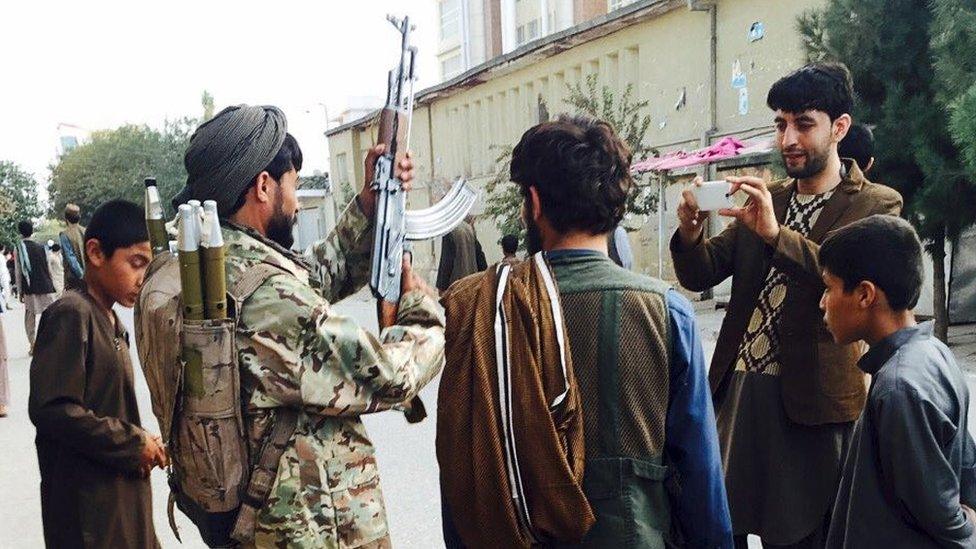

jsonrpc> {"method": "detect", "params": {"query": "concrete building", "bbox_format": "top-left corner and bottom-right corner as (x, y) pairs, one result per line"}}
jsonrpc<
(332, 0), (825, 284)
(292, 187), (340, 253)
(437, 0), (616, 81)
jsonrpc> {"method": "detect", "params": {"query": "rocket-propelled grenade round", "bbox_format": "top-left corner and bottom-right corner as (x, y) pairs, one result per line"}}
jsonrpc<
(201, 200), (227, 320)
(188, 199), (203, 225)
(178, 204), (206, 398)
(177, 204), (205, 322)
(144, 178), (169, 256)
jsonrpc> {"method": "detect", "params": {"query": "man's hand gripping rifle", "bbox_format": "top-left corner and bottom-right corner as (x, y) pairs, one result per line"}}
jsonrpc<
(369, 15), (478, 423)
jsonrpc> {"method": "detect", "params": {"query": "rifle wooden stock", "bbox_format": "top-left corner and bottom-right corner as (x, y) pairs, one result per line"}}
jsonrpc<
(376, 107), (407, 160)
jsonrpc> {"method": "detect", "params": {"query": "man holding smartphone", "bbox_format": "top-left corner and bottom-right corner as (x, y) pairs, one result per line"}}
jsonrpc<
(670, 63), (902, 548)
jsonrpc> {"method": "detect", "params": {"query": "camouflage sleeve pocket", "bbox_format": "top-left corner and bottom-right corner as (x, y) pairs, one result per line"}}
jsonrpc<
(326, 450), (388, 547)
(174, 319), (248, 513)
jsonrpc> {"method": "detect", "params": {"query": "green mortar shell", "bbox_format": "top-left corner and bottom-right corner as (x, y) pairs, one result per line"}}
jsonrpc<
(202, 246), (227, 320)
(147, 219), (169, 257)
(179, 249), (204, 321)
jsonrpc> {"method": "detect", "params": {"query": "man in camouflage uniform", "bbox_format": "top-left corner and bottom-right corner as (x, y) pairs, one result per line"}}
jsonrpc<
(174, 105), (444, 548)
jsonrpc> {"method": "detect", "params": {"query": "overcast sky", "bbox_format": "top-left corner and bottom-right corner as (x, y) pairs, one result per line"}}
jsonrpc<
(0, 1), (439, 182)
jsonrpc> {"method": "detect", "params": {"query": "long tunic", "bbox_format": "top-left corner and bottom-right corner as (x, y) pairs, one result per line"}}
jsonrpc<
(717, 190), (853, 544)
(29, 289), (159, 549)
(436, 222), (487, 291)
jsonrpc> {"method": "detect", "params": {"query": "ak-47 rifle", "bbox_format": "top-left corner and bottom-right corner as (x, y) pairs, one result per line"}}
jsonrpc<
(369, 15), (478, 423)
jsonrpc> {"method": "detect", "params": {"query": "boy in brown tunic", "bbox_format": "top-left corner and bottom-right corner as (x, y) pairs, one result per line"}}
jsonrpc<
(29, 199), (167, 548)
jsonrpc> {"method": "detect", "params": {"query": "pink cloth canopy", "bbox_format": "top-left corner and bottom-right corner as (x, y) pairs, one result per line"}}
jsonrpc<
(631, 136), (773, 173)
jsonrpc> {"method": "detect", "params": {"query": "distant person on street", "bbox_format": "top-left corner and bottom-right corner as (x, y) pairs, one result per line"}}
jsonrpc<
(820, 215), (976, 548)
(5, 249), (17, 300)
(59, 203), (86, 292)
(14, 221), (57, 350)
(837, 123), (875, 174)
(29, 200), (166, 548)
(437, 216), (488, 292)
(47, 241), (64, 297)
(500, 233), (519, 266)
(0, 248), (10, 417)
(607, 224), (633, 270)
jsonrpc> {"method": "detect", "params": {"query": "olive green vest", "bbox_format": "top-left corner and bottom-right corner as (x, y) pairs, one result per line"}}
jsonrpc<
(550, 253), (674, 549)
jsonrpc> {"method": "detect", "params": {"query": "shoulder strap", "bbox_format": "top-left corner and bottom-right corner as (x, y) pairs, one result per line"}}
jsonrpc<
(229, 262), (287, 303)
(231, 407), (300, 544)
(227, 260), (298, 544)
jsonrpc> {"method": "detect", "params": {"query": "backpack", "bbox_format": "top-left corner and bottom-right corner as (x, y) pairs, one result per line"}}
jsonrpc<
(135, 251), (298, 547)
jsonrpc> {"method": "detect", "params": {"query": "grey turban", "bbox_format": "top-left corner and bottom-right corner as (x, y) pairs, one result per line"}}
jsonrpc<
(175, 104), (287, 215)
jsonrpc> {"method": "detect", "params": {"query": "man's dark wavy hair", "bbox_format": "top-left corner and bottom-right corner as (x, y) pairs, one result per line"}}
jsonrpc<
(767, 62), (855, 121)
(510, 114), (633, 234)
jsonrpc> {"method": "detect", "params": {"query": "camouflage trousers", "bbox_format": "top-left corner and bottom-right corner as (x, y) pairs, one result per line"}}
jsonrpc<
(238, 533), (392, 549)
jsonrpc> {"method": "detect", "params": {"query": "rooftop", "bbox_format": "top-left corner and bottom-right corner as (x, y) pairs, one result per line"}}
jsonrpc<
(326, 0), (684, 137)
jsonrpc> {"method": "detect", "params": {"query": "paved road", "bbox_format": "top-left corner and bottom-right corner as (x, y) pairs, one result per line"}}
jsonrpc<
(1, 296), (974, 548)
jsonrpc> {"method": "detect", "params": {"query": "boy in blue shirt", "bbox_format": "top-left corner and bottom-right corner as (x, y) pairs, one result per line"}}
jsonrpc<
(820, 215), (976, 548)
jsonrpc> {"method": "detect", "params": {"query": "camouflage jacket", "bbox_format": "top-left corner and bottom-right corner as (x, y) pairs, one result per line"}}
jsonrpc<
(223, 199), (445, 548)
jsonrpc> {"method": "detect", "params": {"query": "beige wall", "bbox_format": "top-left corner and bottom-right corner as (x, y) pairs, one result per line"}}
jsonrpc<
(329, 0), (825, 284)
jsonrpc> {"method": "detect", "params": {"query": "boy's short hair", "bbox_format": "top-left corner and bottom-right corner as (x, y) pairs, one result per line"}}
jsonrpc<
(501, 234), (518, 254)
(838, 123), (874, 172)
(84, 200), (149, 260)
(18, 220), (33, 237)
(510, 114), (633, 235)
(767, 62), (855, 121)
(819, 215), (923, 311)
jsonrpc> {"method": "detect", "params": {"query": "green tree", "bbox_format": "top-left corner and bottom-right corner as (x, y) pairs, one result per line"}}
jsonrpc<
(799, 0), (976, 341)
(202, 90), (215, 121)
(0, 161), (43, 250)
(950, 87), (976, 176)
(931, 0), (976, 177)
(300, 174), (331, 190)
(484, 75), (656, 240)
(48, 118), (195, 224)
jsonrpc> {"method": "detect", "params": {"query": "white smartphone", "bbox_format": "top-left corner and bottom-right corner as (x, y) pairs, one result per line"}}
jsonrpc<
(691, 180), (734, 211)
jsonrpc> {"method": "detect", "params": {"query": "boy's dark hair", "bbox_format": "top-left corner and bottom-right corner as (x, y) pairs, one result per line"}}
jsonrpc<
(510, 114), (632, 234)
(819, 215), (923, 311)
(501, 234), (519, 254)
(767, 62), (855, 121)
(838, 123), (874, 172)
(17, 221), (33, 238)
(228, 132), (303, 215)
(84, 199), (149, 260)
